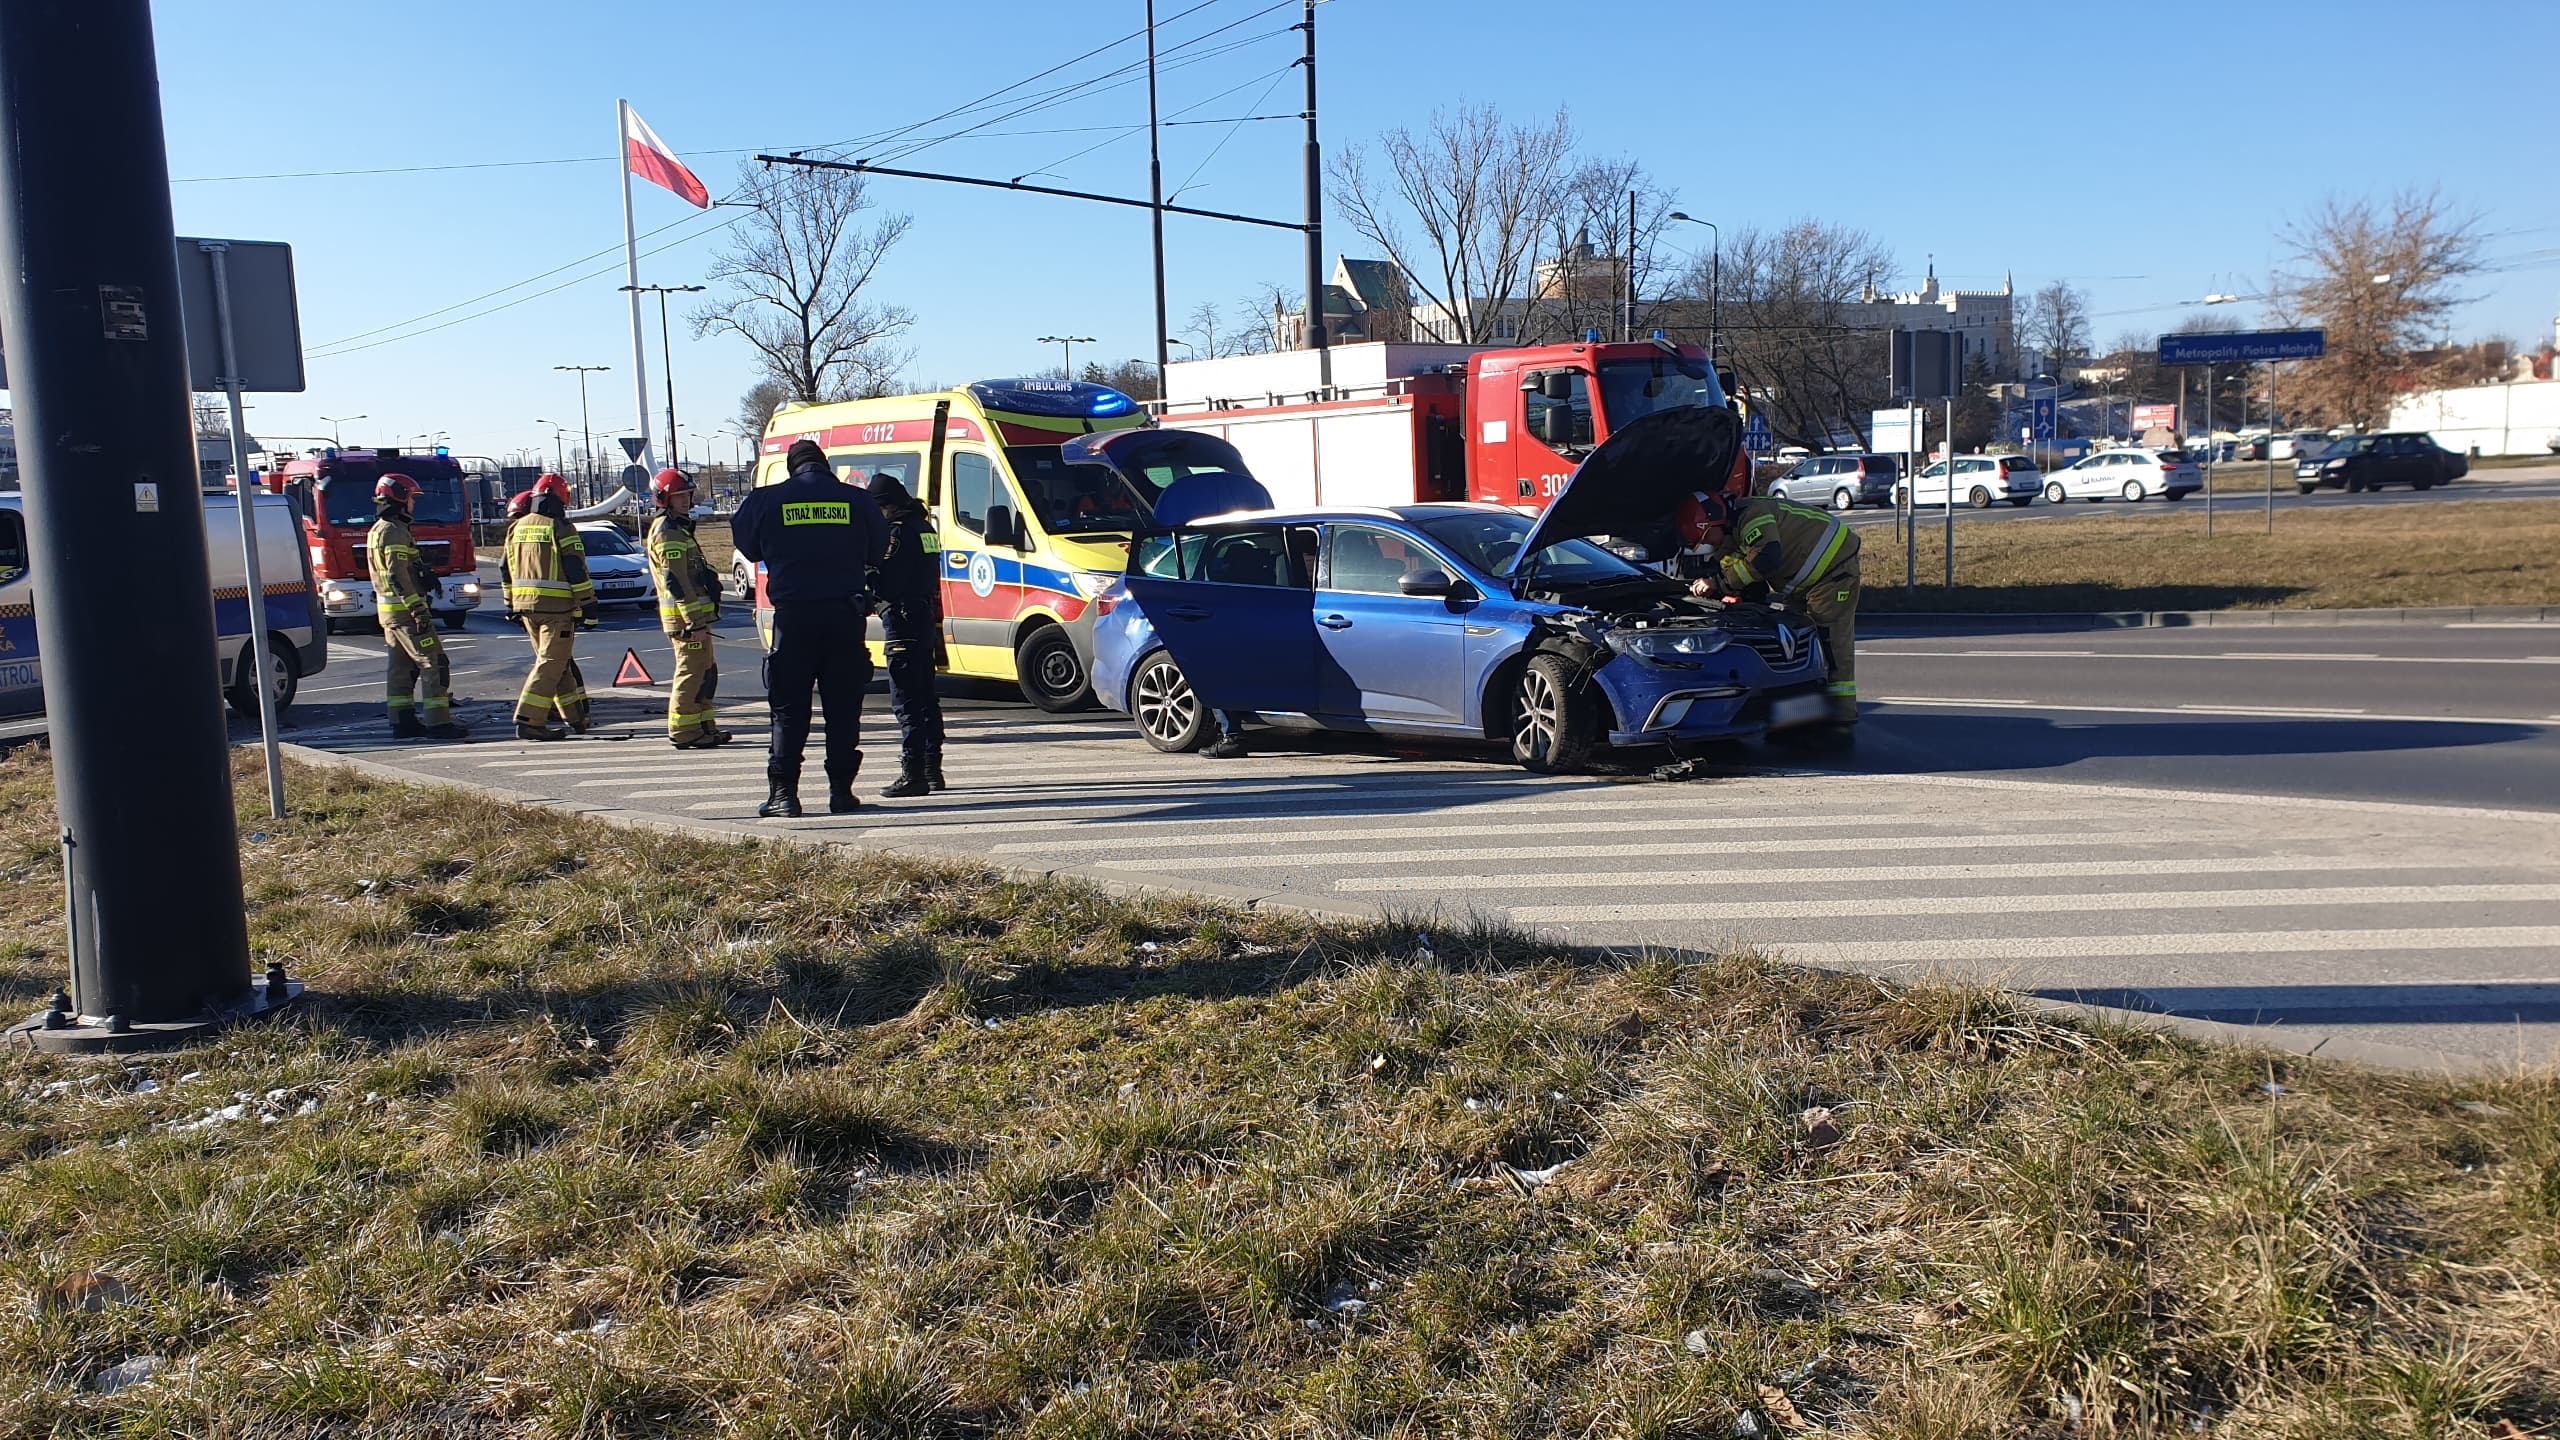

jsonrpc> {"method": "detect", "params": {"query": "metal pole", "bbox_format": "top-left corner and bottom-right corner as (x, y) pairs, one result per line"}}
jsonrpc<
(1942, 396), (1956, 589)
(2205, 367), (2216, 539)
(2264, 361), (2277, 535)
(203, 241), (284, 820)
(616, 99), (655, 486)
(578, 373), (595, 502)
(1622, 187), (1635, 343)
(1709, 234), (1719, 362)
(0, 0), (269, 1046)
(1145, 0), (1169, 387)
(1299, 0), (1328, 387)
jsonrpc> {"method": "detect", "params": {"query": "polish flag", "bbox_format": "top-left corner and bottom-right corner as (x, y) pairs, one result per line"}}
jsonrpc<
(623, 104), (708, 209)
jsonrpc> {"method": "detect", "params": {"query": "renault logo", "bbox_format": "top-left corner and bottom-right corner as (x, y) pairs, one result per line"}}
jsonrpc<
(1779, 627), (1799, 662)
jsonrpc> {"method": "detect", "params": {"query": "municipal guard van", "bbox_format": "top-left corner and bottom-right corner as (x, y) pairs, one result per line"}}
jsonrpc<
(0, 491), (325, 721)
(753, 379), (1151, 710)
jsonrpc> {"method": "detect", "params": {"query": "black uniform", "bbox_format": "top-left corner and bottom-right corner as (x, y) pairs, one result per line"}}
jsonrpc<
(733, 452), (888, 800)
(868, 476), (946, 783)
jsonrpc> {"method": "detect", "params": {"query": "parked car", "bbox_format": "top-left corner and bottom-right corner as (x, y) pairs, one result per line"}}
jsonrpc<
(1767, 453), (1900, 510)
(2230, 431), (2270, 461)
(2295, 432), (2467, 494)
(575, 522), (658, 607)
(1087, 410), (1834, 773)
(2269, 430), (2331, 462)
(1900, 454), (2042, 509)
(2045, 448), (2201, 503)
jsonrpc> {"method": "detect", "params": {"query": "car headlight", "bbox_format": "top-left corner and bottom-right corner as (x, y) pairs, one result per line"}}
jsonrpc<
(458, 580), (481, 596)
(1607, 629), (1730, 660)
(1068, 570), (1119, 599)
(2322, 458), (2347, 470)
(323, 587), (351, 603)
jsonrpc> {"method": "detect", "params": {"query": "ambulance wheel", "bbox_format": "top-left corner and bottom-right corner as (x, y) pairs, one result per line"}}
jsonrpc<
(227, 641), (299, 718)
(1015, 625), (1092, 712)
(1132, 650), (1206, 753)
(1511, 653), (1599, 774)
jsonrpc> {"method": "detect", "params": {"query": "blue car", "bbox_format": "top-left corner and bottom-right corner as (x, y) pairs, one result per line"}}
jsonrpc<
(1080, 409), (1834, 773)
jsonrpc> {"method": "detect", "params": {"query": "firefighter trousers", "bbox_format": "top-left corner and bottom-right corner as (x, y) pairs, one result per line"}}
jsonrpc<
(766, 599), (869, 788)
(516, 616), (590, 731)
(382, 615), (452, 723)
(669, 626), (720, 741)
(1798, 561), (1860, 724)
(880, 601), (943, 774)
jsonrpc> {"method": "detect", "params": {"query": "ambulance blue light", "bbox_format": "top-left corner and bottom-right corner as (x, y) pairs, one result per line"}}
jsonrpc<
(1089, 390), (1134, 417)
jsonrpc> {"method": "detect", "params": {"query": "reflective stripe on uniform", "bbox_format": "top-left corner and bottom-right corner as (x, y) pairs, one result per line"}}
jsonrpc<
(1786, 516), (1849, 593)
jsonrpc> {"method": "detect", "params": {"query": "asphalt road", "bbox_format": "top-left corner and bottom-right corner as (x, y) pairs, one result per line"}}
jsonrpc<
(271, 610), (2560, 1071)
(1832, 467), (2560, 530)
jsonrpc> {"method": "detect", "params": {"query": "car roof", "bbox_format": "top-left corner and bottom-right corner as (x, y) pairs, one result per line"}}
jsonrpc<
(1182, 502), (1520, 529)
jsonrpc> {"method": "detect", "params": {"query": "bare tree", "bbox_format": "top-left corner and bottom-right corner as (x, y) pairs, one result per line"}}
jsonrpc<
(696, 160), (916, 405)
(737, 378), (789, 438)
(192, 394), (229, 438)
(1184, 300), (1227, 360)
(1328, 104), (1575, 344)
(2020, 281), (2090, 378)
(1522, 155), (1678, 345)
(2275, 188), (2484, 428)
(1229, 282), (1293, 355)
(1673, 221), (1898, 449)
(1080, 359), (1162, 402)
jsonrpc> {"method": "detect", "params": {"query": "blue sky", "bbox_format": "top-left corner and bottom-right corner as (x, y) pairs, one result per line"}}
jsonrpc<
(117, 0), (2560, 465)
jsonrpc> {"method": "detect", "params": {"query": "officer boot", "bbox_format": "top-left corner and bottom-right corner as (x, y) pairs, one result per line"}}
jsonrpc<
(882, 766), (930, 799)
(927, 756), (946, 793)
(756, 781), (803, 819)
(516, 720), (569, 742)
(827, 779), (861, 814)
(423, 718), (471, 741)
(390, 711), (426, 740)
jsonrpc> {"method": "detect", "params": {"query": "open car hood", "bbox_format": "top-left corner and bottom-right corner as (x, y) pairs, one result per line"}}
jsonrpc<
(1060, 429), (1272, 529)
(1510, 405), (1741, 573)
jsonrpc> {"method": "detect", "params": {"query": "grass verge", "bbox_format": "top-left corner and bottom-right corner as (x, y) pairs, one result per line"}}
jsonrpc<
(1866, 497), (2560, 613)
(3, 747), (2557, 1437)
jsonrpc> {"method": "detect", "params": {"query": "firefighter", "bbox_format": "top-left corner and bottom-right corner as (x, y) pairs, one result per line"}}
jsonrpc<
(866, 472), (944, 795)
(646, 467), (731, 749)
(504, 473), (597, 741)
(1676, 489), (1862, 731)
(497, 489), (534, 621)
(368, 473), (468, 740)
(732, 438), (886, 817)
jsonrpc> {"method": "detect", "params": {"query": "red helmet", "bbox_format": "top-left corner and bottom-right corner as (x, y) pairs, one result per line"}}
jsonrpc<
(649, 467), (694, 506)
(374, 472), (419, 507)
(505, 489), (535, 520)
(1675, 489), (1733, 549)
(532, 472), (573, 507)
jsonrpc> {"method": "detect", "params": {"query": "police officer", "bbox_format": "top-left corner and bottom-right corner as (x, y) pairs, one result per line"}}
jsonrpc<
(866, 472), (945, 796)
(368, 473), (467, 740)
(646, 467), (732, 750)
(1675, 489), (1862, 733)
(733, 438), (886, 817)
(504, 472), (598, 741)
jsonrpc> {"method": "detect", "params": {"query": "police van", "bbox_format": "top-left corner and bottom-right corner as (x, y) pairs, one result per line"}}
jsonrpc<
(0, 491), (325, 722)
(752, 379), (1152, 710)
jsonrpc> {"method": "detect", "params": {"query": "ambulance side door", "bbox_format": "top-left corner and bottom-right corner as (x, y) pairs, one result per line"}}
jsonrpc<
(937, 449), (1023, 675)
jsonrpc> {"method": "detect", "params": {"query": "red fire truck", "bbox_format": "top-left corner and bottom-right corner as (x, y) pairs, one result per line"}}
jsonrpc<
(257, 447), (484, 632)
(1152, 338), (1747, 512)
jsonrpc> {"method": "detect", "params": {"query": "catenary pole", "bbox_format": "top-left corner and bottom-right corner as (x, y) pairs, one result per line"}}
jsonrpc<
(1146, 0), (1169, 388)
(617, 100), (656, 497)
(1299, 0), (1328, 387)
(0, 0), (283, 1049)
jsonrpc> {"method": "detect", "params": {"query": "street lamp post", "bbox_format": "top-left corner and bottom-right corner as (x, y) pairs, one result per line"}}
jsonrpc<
(554, 365), (608, 503)
(318, 413), (365, 447)
(1036, 334), (1096, 377)
(535, 419), (571, 478)
(622, 283), (705, 470)
(1668, 212), (1718, 362)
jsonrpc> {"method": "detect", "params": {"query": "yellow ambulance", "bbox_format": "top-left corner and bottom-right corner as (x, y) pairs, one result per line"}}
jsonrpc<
(751, 379), (1152, 710)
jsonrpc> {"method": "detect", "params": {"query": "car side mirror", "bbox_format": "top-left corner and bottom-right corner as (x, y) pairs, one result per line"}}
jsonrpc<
(1541, 372), (1575, 402)
(1399, 567), (1455, 597)
(986, 502), (1021, 550)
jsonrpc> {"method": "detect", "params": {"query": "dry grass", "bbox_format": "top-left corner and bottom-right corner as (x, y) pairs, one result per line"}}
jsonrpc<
(1, 747), (2557, 1437)
(1867, 497), (2560, 613)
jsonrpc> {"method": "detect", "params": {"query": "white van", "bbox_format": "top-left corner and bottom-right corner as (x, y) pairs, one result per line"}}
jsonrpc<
(0, 491), (325, 721)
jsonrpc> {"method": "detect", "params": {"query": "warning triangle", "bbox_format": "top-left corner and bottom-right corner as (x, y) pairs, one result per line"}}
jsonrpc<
(612, 648), (657, 687)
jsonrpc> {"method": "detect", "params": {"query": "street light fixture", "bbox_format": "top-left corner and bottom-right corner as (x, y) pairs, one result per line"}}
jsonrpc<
(555, 365), (609, 503)
(1036, 334), (1096, 376)
(621, 283), (707, 468)
(317, 413), (365, 447)
(1667, 212), (1719, 362)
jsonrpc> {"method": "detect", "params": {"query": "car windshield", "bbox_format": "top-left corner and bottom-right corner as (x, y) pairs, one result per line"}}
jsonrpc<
(319, 459), (466, 526)
(2329, 437), (2376, 455)
(1005, 445), (1149, 535)
(1596, 354), (1726, 429)
(1416, 511), (1648, 588)
(579, 527), (637, 556)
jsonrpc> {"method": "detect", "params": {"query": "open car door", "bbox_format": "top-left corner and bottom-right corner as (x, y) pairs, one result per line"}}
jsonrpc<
(1116, 460), (1315, 717)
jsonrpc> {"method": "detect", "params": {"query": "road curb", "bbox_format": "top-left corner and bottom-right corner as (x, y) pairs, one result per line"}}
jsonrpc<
(1863, 604), (2553, 632)
(275, 742), (2529, 1081)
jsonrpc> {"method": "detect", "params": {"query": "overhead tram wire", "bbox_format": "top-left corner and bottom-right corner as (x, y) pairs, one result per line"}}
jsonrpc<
(306, 209), (716, 351)
(1004, 61), (1297, 190)
(1166, 64), (1295, 199)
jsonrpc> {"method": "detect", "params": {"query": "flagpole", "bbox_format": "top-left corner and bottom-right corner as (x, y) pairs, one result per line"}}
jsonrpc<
(617, 98), (655, 503)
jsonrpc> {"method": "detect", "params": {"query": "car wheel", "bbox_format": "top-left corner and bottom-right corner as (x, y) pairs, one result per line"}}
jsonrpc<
(1130, 650), (1205, 753)
(2345, 473), (2367, 493)
(2164, 489), (2188, 501)
(2296, 483), (2318, 495)
(1511, 652), (1600, 774)
(439, 609), (466, 631)
(2006, 496), (2032, 507)
(227, 640), (300, 717)
(1831, 487), (1855, 511)
(2044, 481), (2066, 504)
(730, 556), (753, 598)
(2122, 480), (2146, 502)
(1967, 485), (1993, 509)
(2412, 477), (2434, 491)
(1014, 624), (1092, 712)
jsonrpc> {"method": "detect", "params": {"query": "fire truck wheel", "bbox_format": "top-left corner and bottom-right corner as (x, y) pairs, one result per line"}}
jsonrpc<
(1015, 625), (1093, 713)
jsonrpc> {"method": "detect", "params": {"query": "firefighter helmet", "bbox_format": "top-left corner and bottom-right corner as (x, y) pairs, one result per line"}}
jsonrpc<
(532, 472), (573, 507)
(650, 467), (694, 506)
(505, 489), (536, 520)
(374, 472), (419, 507)
(1675, 489), (1734, 550)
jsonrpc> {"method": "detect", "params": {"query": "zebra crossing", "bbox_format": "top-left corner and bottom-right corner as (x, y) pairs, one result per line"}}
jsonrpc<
(310, 699), (2560, 1067)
